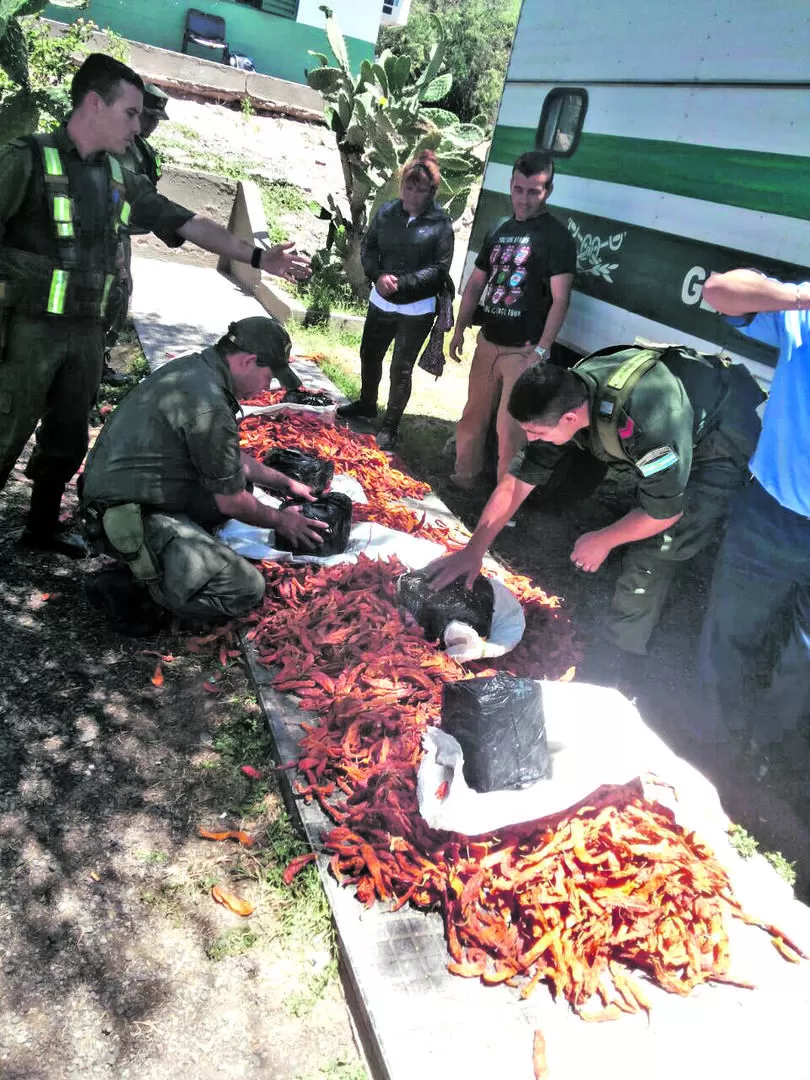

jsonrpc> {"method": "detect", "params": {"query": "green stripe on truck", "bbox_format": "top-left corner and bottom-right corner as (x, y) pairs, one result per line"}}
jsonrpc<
(468, 190), (809, 368)
(489, 128), (810, 221)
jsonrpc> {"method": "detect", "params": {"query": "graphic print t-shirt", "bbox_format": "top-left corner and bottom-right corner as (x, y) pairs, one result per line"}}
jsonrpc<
(474, 212), (576, 347)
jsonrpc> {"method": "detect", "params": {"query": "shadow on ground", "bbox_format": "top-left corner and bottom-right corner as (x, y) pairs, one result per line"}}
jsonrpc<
(0, 458), (358, 1079)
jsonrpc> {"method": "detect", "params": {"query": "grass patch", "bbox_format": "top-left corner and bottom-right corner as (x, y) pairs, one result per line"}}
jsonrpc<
(94, 320), (151, 419)
(158, 120), (198, 143)
(728, 823), (759, 859)
(207, 926), (259, 961)
(134, 850), (170, 866)
(297, 1062), (368, 1080)
(727, 823), (798, 887)
(764, 850), (797, 887)
(195, 691), (335, 976)
(317, 355), (360, 402)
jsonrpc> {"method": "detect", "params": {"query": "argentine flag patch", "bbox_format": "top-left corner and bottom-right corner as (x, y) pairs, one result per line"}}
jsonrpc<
(636, 446), (679, 478)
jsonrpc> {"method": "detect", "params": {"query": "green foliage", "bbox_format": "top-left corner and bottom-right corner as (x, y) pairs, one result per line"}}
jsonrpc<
(298, 1061), (368, 1080)
(378, 0), (520, 126)
(206, 926), (259, 961)
(306, 5), (485, 299)
(727, 823), (759, 859)
(0, 7), (129, 139)
(763, 850), (797, 888)
(728, 824), (798, 887)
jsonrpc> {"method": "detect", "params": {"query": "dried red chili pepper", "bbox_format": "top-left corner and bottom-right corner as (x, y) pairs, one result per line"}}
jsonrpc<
(211, 885), (255, 916)
(198, 828), (254, 846)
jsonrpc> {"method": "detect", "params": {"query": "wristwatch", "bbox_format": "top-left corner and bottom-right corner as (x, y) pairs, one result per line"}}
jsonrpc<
(534, 345), (550, 362)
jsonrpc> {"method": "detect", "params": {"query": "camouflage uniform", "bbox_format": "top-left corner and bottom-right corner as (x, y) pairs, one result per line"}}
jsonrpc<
(512, 344), (765, 654)
(81, 347), (265, 619)
(105, 133), (164, 350)
(0, 124), (193, 535)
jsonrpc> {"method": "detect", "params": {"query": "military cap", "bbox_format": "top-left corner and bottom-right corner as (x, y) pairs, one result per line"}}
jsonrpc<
(225, 316), (301, 390)
(143, 82), (169, 117)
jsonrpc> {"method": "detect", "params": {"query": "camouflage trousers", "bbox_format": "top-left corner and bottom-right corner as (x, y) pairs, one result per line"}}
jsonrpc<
(143, 512), (266, 620)
(0, 311), (104, 491)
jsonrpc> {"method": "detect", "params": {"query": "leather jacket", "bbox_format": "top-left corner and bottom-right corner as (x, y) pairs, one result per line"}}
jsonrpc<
(361, 198), (454, 304)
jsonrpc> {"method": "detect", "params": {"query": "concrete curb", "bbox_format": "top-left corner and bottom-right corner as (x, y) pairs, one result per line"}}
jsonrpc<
(45, 19), (326, 123)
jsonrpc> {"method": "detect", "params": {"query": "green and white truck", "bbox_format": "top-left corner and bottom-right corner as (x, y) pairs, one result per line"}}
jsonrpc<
(466, 0), (810, 382)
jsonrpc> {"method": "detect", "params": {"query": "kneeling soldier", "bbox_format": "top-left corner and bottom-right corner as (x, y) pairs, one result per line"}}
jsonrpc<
(80, 316), (325, 633)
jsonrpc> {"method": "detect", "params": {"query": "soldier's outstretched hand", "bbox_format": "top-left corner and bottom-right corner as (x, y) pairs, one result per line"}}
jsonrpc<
(275, 505), (328, 550)
(261, 242), (312, 283)
(423, 546), (483, 591)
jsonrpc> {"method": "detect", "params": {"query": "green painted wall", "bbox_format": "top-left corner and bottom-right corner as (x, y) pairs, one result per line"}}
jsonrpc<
(43, 0), (374, 85)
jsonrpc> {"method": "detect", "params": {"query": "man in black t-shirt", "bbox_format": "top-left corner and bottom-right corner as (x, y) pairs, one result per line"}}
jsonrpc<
(450, 151), (576, 489)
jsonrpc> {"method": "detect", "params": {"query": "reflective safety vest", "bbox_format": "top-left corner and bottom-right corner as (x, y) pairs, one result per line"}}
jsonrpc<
(40, 143), (131, 316)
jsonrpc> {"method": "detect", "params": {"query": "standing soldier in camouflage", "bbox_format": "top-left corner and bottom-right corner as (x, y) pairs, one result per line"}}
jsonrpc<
(103, 82), (169, 387)
(121, 82), (167, 185)
(0, 53), (309, 559)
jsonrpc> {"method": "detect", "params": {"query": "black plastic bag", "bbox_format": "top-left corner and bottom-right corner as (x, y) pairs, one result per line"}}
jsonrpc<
(275, 491), (353, 556)
(283, 389), (334, 407)
(397, 570), (494, 644)
(262, 448), (334, 497)
(441, 674), (551, 792)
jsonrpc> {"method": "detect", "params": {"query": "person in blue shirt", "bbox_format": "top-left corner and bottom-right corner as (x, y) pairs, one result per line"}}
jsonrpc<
(699, 269), (810, 773)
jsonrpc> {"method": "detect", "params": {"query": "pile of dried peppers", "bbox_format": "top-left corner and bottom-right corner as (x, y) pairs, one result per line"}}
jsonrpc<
(240, 403), (466, 548)
(232, 406), (805, 1029)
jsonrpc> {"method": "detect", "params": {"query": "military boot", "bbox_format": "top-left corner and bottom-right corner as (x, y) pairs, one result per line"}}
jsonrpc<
(86, 566), (167, 637)
(101, 350), (133, 388)
(20, 481), (89, 559)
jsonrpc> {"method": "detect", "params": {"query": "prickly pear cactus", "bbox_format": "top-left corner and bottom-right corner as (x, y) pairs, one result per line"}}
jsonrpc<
(0, 0), (86, 140)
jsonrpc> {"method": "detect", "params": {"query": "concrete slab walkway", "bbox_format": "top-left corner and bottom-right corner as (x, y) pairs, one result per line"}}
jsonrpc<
(130, 256), (263, 370)
(129, 255), (339, 396)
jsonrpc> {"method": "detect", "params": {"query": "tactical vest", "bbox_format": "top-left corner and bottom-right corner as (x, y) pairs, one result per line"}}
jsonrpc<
(576, 343), (739, 464)
(0, 133), (131, 318)
(138, 135), (162, 186)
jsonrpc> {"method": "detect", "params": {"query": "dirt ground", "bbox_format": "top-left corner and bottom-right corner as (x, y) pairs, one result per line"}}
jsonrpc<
(0, 448), (365, 1079)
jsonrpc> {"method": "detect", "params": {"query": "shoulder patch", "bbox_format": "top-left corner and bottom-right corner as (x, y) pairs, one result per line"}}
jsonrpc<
(635, 446), (679, 478)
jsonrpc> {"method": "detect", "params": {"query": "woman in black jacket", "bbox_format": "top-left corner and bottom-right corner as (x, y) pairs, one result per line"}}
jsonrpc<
(337, 150), (454, 450)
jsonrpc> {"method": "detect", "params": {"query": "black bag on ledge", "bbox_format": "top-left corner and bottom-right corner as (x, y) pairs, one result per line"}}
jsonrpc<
(396, 570), (494, 645)
(262, 448), (335, 497)
(275, 491), (353, 556)
(441, 674), (551, 792)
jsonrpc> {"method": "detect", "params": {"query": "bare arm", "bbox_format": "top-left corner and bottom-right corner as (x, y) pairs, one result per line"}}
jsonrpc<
(702, 270), (808, 316)
(424, 473), (535, 589)
(449, 267), (488, 361)
(177, 215), (311, 282)
(240, 452), (316, 502)
(571, 507), (683, 572)
(537, 272), (574, 351)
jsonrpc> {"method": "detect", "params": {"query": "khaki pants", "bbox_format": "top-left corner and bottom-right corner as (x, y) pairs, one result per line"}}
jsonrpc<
(454, 331), (536, 482)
